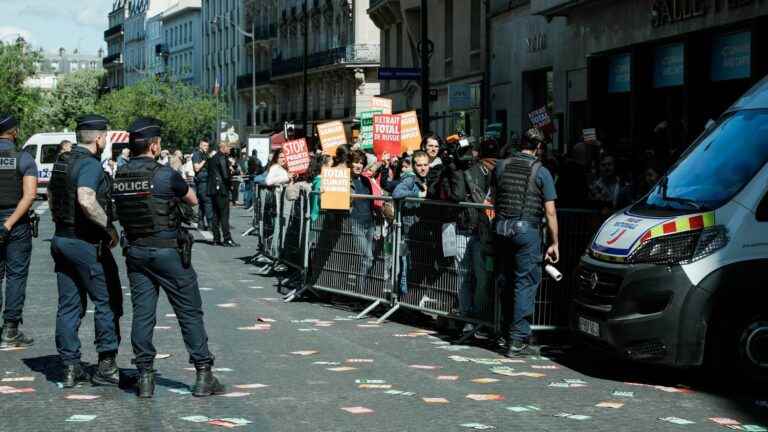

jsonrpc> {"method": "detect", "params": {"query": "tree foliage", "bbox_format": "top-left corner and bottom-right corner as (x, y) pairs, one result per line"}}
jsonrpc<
(28, 69), (105, 134)
(97, 78), (217, 153)
(0, 42), (42, 143)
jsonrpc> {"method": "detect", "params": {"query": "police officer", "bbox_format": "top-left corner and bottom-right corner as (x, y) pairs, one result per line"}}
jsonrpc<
(191, 139), (213, 230)
(208, 141), (238, 247)
(490, 128), (559, 357)
(0, 114), (37, 348)
(114, 117), (224, 398)
(48, 115), (121, 387)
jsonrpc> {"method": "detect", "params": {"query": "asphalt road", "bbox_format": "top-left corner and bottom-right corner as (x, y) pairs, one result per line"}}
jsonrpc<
(0, 205), (765, 431)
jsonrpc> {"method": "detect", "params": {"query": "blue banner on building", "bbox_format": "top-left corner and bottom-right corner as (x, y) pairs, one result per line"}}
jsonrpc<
(654, 43), (684, 88)
(608, 53), (631, 93)
(711, 32), (751, 82)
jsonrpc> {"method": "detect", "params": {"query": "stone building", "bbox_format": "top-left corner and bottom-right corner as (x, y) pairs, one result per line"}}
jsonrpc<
(162, 0), (204, 86)
(104, 0), (129, 90)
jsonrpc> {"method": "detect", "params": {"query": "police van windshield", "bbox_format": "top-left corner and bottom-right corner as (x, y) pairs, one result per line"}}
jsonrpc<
(633, 109), (768, 213)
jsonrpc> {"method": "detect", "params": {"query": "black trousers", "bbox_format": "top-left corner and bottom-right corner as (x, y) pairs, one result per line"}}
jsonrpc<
(211, 194), (231, 243)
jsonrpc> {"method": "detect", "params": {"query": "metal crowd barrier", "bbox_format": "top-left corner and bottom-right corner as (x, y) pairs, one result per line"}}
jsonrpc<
(299, 192), (397, 317)
(249, 187), (601, 331)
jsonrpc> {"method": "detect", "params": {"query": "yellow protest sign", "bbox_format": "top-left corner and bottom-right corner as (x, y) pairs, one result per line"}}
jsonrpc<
(320, 167), (351, 210)
(317, 121), (347, 156)
(399, 111), (422, 153)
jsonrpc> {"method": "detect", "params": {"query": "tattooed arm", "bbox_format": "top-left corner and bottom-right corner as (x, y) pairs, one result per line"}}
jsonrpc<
(77, 187), (108, 229)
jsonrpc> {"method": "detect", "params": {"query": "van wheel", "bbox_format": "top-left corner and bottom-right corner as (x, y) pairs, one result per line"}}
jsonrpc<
(708, 308), (768, 385)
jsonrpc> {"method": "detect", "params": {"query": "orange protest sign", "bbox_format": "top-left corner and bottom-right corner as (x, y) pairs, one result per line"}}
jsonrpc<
(317, 121), (347, 156)
(372, 114), (401, 160)
(282, 138), (310, 174)
(320, 167), (351, 210)
(399, 111), (422, 153)
(371, 96), (392, 114)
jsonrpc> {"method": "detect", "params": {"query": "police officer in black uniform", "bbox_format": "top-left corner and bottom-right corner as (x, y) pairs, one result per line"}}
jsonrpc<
(0, 114), (37, 348)
(113, 117), (224, 398)
(491, 128), (559, 357)
(208, 141), (238, 247)
(191, 139), (213, 230)
(48, 115), (121, 387)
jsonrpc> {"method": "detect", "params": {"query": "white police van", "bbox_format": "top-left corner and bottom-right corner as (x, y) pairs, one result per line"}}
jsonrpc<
(573, 76), (768, 381)
(23, 131), (129, 196)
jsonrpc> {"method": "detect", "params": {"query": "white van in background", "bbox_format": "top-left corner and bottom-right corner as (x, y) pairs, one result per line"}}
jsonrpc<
(22, 131), (129, 196)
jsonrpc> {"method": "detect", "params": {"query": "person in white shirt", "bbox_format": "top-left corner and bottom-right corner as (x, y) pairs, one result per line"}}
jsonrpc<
(265, 149), (292, 186)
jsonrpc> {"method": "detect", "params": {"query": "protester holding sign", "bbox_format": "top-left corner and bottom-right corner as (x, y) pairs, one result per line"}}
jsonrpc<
(266, 149), (292, 186)
(320, 166), (351, 210)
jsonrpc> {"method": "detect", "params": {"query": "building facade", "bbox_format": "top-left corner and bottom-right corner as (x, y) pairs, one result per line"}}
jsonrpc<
(26, 48), (105, 90)
(202, 0), (246, 132)
(258, 0), (380, 136)
(104, 0), (128, 90)
(162, 0), (204, 86)
(490, 0), (768, 156)
(368, 0), (486, 138)
(238, 0), (278, 133)
(124, 0), (175, 85)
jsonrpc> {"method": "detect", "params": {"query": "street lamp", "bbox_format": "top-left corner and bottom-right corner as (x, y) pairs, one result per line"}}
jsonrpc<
(211, 14), (258, 137)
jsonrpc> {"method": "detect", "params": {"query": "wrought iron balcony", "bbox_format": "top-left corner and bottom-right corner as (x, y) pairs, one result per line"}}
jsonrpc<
(102, 53), (123, 68)
(237, 70), (272, 89)
(271, 44), (380, 77)
(104, 23), (124, 39)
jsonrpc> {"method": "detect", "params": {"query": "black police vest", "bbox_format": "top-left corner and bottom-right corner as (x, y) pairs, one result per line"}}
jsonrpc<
(113, 159), (179, 240)
(495, 155), (544, 223)
(48, 151), (83, 226)
(0, 149), (23, 210)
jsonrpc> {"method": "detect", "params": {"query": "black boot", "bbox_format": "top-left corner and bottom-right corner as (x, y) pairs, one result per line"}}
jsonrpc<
(0, 321), (34, 348)
(91, 352), (120, 386)
(137, 369), (155, 398)
(63, 363), (89, 388)
(192, 364), (225, 397)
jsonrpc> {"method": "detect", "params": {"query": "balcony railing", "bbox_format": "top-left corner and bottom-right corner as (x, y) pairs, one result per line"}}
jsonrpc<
(272, 44), (380, 77)
(237, 70), (272, 89)
(104, 23), (124, 40)
(102, 53), (123, 68)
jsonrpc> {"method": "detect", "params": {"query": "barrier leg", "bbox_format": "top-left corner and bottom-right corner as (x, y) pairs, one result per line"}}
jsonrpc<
(375, 303), (400, 324)
(242, 226), (255, 237)
(355, 299), (382, 320)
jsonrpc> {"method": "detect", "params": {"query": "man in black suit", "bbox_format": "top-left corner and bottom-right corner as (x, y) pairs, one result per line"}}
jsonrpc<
(208, 142), (239, 247)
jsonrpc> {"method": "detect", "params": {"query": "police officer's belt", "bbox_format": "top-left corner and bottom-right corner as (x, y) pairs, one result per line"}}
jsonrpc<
(129, 237), (178, 249)
(55, 227), (102, 244)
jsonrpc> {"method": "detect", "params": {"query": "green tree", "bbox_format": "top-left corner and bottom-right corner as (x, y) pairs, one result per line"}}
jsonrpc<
(97, 78), (217, 153)
(0, 42), (42, 144)
(28, 69), (105, 134)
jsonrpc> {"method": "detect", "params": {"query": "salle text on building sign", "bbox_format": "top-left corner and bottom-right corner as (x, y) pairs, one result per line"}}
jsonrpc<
(651, 0), (762, 28)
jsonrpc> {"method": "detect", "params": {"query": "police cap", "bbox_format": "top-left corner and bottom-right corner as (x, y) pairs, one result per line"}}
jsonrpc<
(0, 113), (18, 134)
(75, 114), (109, 131)
(128, 117), (162, 145)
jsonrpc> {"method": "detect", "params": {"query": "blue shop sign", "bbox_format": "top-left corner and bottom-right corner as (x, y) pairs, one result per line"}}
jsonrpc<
(608, 53), (631, 93)
(654, 43), (684, 88)
(711, 32), (751, 82)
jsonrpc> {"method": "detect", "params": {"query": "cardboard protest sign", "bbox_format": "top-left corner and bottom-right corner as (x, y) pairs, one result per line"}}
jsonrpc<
(371, 96), (392, 114)
(359, 110), (382, 151)
(372, 114), (401, 160)
(282, 138), (310, 174)
(321, 166), (351, 210)
(317, 121), (347, 156)
(399, 111), (422, 153)
(528, 107), (556, 136)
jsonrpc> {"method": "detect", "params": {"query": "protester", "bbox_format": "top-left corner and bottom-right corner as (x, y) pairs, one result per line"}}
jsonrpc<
(445, 138), (497, 336)
(392, 150), (431, 295)
(181, 154), (195, 187)
(169, 150), (184, 172)
(117, 148), (130, 168)
(588, 154), (632, 212)
(349, 150), (378, 288)
(229, 152), (241, 206)
(57, 139), (72, 156)
(491, 128), (559, 357)
(265, 149), (292, 186)
(422, 133), (444, 197)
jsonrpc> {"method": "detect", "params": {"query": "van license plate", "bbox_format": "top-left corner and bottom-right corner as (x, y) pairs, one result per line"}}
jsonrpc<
(578, 317), (600, 337)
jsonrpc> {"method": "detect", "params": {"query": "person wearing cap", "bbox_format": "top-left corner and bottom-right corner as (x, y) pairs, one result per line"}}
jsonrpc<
(490, 127), (559, 357)
(207, 140), (239, 247)
(113, 117), (225, 398)
(0, 114), (37, 349)
(47, 114), (122, 387)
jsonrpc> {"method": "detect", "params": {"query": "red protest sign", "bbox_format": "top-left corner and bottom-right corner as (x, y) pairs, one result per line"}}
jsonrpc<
(282, 138), (310, 174)
(372, 114), (401, 159)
